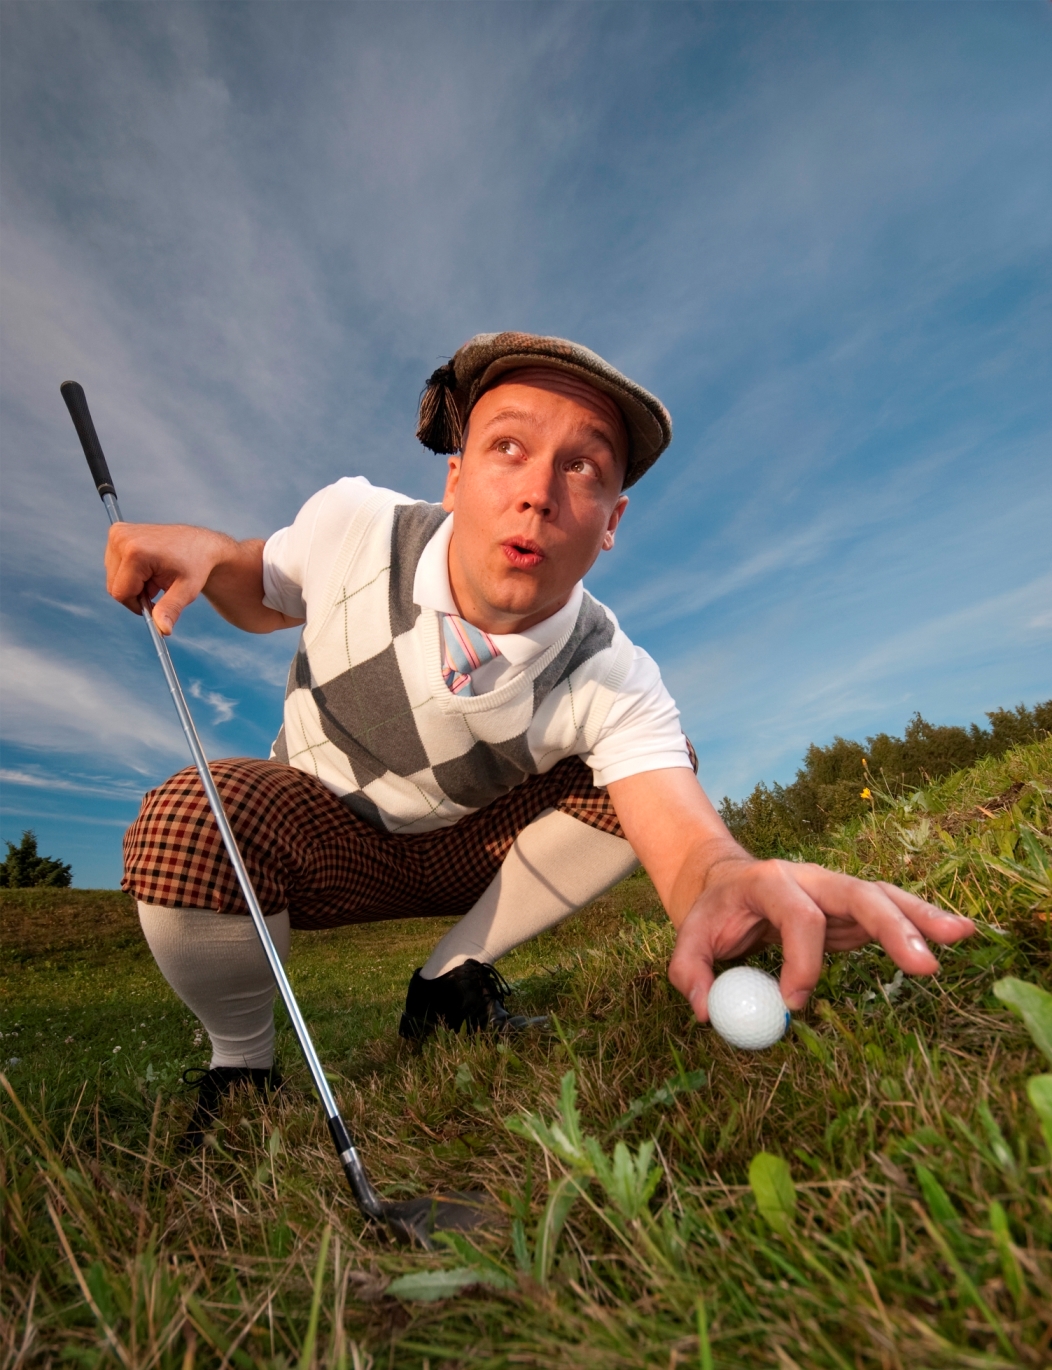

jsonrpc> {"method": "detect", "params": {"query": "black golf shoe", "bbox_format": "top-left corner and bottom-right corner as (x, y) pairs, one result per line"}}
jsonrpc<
(398, 959), (546, 1041)
(179, 1065), (282, 1150)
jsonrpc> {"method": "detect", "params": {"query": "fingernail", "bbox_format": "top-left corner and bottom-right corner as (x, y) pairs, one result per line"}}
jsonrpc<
(785, 991), (809, 1011)
(907, 935), (928, 955)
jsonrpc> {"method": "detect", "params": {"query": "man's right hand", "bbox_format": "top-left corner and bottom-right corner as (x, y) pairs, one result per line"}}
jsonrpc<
(105, 523), (303, 635)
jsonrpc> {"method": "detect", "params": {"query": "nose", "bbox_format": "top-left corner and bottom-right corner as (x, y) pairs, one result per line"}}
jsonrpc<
(515, 463), (559, 520)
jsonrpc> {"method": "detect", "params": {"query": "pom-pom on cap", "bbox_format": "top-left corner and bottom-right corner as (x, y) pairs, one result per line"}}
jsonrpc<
(416, 332), (672, 489)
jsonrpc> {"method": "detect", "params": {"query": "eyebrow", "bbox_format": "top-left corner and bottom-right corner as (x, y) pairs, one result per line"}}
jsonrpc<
(476, 407), (539, 428)
(477, 408), (622, 458)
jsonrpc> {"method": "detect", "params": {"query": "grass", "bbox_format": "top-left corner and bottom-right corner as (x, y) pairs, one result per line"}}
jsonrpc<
(2, 739), (1051, 1368)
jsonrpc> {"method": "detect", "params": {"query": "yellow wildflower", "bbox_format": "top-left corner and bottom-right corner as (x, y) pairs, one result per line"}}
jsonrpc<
(860, 787), (872, 799)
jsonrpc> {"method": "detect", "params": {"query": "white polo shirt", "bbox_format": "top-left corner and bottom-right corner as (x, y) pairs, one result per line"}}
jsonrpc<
(262, 478), (690, 823)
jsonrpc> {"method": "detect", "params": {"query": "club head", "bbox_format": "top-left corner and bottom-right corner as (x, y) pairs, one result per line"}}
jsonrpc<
(379, 1190), (493, 1249)
(506, 1013), (550, 1031)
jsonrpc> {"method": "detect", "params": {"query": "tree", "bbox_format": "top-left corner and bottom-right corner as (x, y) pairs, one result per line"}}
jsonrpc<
(720, 698), (1051, 858)
(0, 830), (72, 888)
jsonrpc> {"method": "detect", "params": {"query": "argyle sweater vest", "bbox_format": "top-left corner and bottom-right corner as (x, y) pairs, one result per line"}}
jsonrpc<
(270, 487), (635, 833)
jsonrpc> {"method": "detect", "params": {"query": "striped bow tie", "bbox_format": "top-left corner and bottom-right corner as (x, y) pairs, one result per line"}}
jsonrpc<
(441, 614), (501, 696)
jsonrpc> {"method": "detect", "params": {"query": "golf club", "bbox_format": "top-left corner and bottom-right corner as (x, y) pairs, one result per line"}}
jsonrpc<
(60, 379), (489, 1248)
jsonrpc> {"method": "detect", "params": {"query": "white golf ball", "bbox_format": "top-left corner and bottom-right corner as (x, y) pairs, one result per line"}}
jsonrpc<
(708, 967), (790, 1050)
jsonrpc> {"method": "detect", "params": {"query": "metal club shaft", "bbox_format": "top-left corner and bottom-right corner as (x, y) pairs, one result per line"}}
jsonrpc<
(62, 381), (384, 1223)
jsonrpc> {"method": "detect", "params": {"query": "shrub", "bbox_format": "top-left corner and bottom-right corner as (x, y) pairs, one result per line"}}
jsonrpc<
(0, 829), (72, 888)
(721, 699), (1051, 857)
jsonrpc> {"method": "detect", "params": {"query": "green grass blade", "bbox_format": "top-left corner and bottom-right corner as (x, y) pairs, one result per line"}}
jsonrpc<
(696, 1293), (713, 1370)
(297, 1223), (331, 1370)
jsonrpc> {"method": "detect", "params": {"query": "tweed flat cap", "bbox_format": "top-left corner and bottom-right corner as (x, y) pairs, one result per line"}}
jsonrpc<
(416, 331), (672, 488)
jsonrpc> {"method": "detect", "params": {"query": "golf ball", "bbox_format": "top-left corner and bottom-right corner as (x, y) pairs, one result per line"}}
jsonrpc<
(708, 967), (790, 1050)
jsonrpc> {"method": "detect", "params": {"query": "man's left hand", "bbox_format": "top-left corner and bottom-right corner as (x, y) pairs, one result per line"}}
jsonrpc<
(608, 766), (975, 1023)
(666, 856), (974, 1021)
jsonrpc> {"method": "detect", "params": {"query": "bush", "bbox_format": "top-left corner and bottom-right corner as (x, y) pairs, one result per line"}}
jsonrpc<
(721, 699), (1051, 857)
(0, 829), (72, 888)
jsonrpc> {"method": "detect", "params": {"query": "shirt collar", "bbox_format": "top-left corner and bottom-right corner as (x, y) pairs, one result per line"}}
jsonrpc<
(412, 512), (584, 664)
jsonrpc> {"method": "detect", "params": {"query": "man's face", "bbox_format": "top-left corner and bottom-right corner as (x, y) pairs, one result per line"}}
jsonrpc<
(441, 368), (630, 633)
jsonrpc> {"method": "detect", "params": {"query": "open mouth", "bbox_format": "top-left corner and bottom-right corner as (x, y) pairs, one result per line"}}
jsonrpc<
(501, 538), (546, 569)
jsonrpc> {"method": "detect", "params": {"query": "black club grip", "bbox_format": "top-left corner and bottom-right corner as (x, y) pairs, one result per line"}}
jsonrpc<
(60, 381), (116, 499)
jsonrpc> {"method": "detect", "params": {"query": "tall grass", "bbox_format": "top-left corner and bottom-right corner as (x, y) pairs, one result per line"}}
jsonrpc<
(2, 740), (1050, 1367)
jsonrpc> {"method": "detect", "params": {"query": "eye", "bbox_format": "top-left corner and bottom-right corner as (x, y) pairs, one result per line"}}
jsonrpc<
(567, 456), (599, 478)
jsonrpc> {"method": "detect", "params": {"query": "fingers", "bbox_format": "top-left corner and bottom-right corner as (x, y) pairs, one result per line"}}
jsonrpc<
(668, 859), (976, 1027)
(104, 524), (212, 633)
(874, 882), (974, 944)
(149, 578), (200, 635)
(694, 861), (832, 1010)
(822, 917), (878, 952)
(668, 881), (771, 1021)
(104, 526), (145, 614)
(792, 865), (972, 975)
(106, 525), (165, 613)
(668, 862), (841, 1018)
(773, 885), (829, 1010)
(668, 935), (716, 1023)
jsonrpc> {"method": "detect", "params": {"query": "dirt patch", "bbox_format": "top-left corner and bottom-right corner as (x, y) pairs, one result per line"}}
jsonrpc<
(938, 781), (1028, 836)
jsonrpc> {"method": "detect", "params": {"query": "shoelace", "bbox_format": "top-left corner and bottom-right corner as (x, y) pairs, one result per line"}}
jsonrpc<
(181, 1065), (277, 1093)
(181, 1066), (218, 1091)
(469, 961), (513, 1003)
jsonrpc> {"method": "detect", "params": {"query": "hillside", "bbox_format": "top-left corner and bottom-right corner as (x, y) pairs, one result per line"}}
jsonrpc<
(2, 738), (1050, 1367)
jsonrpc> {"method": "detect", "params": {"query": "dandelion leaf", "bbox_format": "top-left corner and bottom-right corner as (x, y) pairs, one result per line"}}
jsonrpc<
(386, 1265), (511, 1302)
(748, 1152), (796, 1235)
(993, 977), (1052, 1066)
(1026, 1074), (1052, 1151)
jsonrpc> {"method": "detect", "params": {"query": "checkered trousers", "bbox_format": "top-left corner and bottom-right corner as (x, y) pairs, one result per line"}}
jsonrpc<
(123, 754), (632, 930)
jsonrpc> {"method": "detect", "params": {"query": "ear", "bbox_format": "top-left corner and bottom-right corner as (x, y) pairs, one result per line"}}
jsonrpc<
(601, 494), (629, 552)
(441, 455), (462, 512)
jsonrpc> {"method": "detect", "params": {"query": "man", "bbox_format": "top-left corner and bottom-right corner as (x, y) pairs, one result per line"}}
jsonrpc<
(108, 332), (973, 1131)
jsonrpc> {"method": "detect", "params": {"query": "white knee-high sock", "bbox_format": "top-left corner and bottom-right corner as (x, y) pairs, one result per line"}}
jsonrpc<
(138, 904), (290, 1069)
(421, 808), (638, 979)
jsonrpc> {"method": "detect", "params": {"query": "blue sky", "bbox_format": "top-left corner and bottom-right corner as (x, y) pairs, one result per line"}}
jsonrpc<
(1, 2), (1049, 888)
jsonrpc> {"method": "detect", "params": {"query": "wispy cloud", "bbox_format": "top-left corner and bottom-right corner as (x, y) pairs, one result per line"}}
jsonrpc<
(176, 632), (293, 691)
(801, 573), (1052, 713)
(611, 509), (849, 629)
(0, 767), (145, 801)
(22, 594), (95, 619)
(0, 636), (187, 767)
(0, 806), (132, 829)
(1, 3), (1048, 884)
(665, 569), (1052, 802)
(187, 679), (237, 725)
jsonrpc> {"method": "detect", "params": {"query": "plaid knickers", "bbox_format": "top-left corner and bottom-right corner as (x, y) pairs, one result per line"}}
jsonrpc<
(123, 755), (634, 930)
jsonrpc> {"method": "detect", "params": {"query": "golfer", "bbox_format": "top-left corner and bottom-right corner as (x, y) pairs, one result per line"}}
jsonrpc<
(106, 332), (973, 1131)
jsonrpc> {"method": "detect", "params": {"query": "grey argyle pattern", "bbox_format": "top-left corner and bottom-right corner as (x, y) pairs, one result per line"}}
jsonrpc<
(271, 494), (633, 833)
